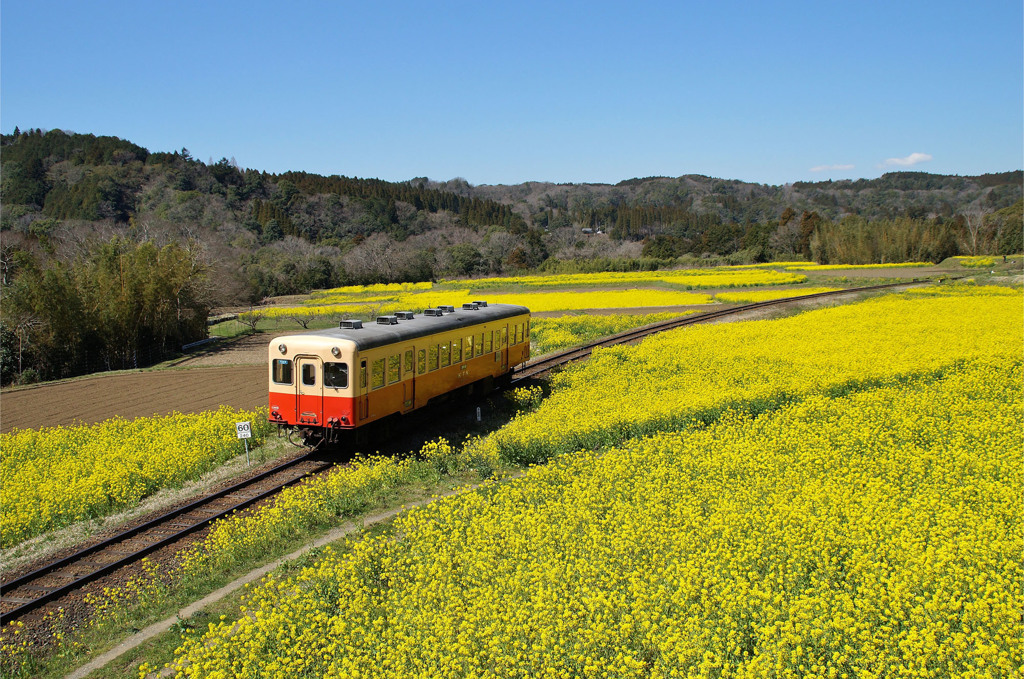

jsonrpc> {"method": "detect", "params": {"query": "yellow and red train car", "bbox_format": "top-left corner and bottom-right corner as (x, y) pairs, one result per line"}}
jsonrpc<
(267, 302), (530, 443)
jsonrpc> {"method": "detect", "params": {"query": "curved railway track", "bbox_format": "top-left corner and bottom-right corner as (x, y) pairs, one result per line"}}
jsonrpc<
(0, 278), (926, 625)
(514, 280), (923, 380)
(0, 453), (332, 624)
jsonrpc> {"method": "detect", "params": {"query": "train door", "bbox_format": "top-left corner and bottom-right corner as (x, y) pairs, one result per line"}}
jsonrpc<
(402, 348), (415, 412)
(496, 326), (508, 372)
(357, 359), (369, 421)
(295, 355), (323, 425)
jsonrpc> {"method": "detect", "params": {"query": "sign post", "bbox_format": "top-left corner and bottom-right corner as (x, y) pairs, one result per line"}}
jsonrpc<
(236, 421), (252, 466)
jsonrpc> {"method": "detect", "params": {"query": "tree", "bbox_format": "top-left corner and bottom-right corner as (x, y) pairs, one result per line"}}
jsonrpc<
(261, 219), (283, 244)
(288, 312), (318, 329)
(960, 210), (985, 255)
(6, 158), (50, 206)
(445, 243), (483, 277)
(779, 207), (797, 228)
(1, 237), (211, 379)
(238, 308), (266, 333)
(641, 234), (681, 259)
(797, 211), (822, 259)
(505, 247), (533, 270)
(992, 200), (1023, 255)
(342, 233), (400, 283)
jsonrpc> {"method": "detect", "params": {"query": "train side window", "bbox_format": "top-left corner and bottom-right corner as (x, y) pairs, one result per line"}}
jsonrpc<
(417, 349), (426, 375)
(476, 332), (484, 355)
(440, 342), (451, 367)
(525, 320), (530, 339)
(272, 359), (293, 384)
(451, 337), (461, 363)
(404, 349), (414, 376)
(360, 360), (367, 389)
(302, 363), (316, 386)
(484, 331), (492, 354)
(371, 358), (385, 390)
(429, 345), (439, 371)
(324, 362), (348, 388)
(388, 355), (401, 384)
(464, 335), (474, 359)
(512, 323), (520, 345)
(500, 327), (508, 347)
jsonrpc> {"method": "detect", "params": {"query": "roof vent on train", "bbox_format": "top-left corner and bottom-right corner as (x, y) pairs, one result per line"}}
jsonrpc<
(340, 319), (363, 329)
(462, 302), (480, 310)
(424, 308), (444, 317)
(472, 300), (488, 307)
(395, 311), (415, 320)
(438, 305), (455, 314)
(376, 315), (399, 325)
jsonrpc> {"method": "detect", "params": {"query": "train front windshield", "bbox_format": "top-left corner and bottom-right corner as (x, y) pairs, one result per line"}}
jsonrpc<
(325, 362), (348, 388)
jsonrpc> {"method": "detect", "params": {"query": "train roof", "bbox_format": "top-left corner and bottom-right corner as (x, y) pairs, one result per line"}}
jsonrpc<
(271, 303), (530, 352)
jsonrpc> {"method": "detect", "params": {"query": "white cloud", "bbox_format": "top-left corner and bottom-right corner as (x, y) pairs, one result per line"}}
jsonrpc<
(880, 152), (933, 168)
(810, 163), (855, 172)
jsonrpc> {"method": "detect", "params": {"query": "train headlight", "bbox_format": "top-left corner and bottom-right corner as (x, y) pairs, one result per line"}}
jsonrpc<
(331, 346), (341, 358)
(278, 344), (287, 354)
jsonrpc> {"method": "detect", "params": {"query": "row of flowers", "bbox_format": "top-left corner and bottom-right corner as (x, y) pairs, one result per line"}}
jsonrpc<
(0, 406), (271, 548)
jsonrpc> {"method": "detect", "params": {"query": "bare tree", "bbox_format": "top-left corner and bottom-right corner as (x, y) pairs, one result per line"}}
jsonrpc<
(238, 308), (266, 333)
(288, 312), (318, 329)
(11, 313), (40, 377)
(961, 211), (985, 255)
(341, 233), (400, 282)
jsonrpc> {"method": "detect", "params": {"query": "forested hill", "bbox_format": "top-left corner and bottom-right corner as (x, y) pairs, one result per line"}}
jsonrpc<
(2, 127), (1020, 383)
(2, 128), (1021, 306)
(464, 170), (1022, 228)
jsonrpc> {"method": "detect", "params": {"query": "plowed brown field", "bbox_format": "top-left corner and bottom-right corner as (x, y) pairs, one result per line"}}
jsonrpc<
(0, 366), (267, 433)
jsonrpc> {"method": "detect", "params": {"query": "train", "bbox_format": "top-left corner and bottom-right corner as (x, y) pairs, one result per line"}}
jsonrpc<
(267, 301), (531, 445)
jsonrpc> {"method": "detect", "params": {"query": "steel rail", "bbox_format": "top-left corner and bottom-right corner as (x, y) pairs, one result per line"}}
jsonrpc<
(0, 451), (325, 623)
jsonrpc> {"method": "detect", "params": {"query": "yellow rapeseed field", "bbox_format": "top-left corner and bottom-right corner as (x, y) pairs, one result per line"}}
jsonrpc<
(310, 281), (434, 297)
(713, 287), (842, 304)
(0, 406), (270, 547)
(164, 283), (1021, 678)
(253, 304), (369, 320)
(475, 284), (1021, 463)
(171, 358), (1021, 678)
(779, 262), (932, 271)
(258, 290), (714, 321)
(529, 313), (688, 355)
(444, 268), (806, 290)
(387, 289), (713, 313)
(252, 266), (821, 322)
(953, 256), (997, 268)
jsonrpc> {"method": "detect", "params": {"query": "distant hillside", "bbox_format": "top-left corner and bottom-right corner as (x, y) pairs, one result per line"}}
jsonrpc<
(457, 170), (1022, 228)
(2, 127), (1021, 305)
(2, 127), (1020, 384)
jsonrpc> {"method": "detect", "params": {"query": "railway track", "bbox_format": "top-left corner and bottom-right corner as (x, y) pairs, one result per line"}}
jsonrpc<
(514, 280), (922, 380)
(0, 452), (332, 624)
(0, 279), (925, 625)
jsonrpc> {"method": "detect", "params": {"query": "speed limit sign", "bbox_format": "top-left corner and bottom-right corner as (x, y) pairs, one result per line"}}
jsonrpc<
(236, 421), (252, 439)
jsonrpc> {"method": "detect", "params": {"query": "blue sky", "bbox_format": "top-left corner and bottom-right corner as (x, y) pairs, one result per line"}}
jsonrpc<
(2, 1), (1021, 186)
